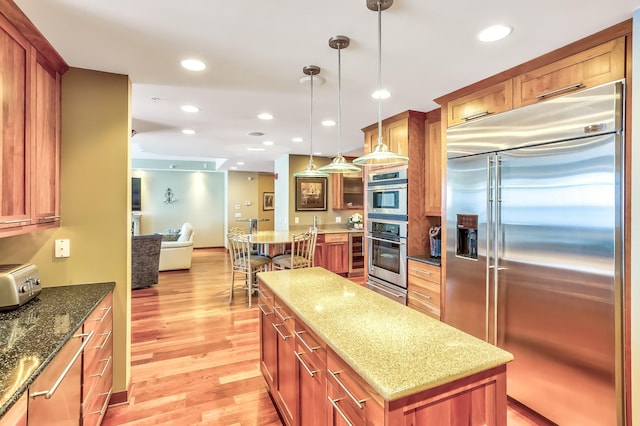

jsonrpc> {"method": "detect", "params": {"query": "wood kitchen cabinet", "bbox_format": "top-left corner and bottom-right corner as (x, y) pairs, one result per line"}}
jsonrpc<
(294, 319), (326, 426)
(513, 36), (625, 108)
(362, 111), (423, 157)
(0, 393), (26, 426)
(424, 109), (442, 216)
(0, 4), (67, 237)
(314, 233), (348, 275)
(82, 292), (113, 426)
(407, 259), (441, 320)
(445, 79), (513, 127)
(331, 168), (363, 210)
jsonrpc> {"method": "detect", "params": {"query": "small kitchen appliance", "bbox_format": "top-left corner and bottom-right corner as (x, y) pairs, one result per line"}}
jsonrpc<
(0, 264), (42, 311)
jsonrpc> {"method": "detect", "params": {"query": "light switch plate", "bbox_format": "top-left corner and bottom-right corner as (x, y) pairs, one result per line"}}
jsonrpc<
(335, 217), (341, 223)
(294, 217), (299, 224)
(55, 239), (70, 258)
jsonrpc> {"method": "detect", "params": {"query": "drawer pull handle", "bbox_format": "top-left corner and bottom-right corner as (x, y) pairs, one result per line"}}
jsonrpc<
(412, 268), (432, 276)
(411, 290), (432, 300)
(327, 369), (365, 409)
(328, 397), (354, 426)
(31, 331), (94, 399)
(256, 288), (271, 300)
(274, 306), (292, 322)
(294, 351), (318, 377)
(272, 323), (292, 340)
(40, 215), (61, 220)
(461, 111), (490, 121)
(294, 330), (320, 352)
(0, 218), (32, 224)
(94, 330), (112, 350)
(257, 303), (273, 316)
(536, 83), (583, 99)
(95, 305), (112, 322)
(91, 389), (113, 415)
(92, 356), (112, 378)
(411, 296), (439, 314)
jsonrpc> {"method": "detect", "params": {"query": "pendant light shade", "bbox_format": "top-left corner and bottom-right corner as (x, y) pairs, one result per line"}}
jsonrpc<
(353, 0), (408, 166)
(318, 36), (361, 174)
(294, 65), (329, 178)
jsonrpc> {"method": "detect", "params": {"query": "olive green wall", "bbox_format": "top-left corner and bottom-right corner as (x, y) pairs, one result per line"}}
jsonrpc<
(0, 68), (132, 397)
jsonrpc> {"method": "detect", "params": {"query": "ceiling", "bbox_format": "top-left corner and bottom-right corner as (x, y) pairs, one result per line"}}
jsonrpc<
(13, 0), (640, 173)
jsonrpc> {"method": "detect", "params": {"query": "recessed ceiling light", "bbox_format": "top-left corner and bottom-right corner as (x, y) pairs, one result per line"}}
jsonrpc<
(247, 147), (266, 152)
(181, 105), (199, 113)
(371, 89), (391, 100)
(237, 161), (245, 165)
(263, 141), (274, 146)
(322, 120), (336, 127)
(182, 129), (196, 135)
(258, 113), (274, 120)
(313, 152), (322, 156)
(248, 131), (265, 137)
(478, 24), (512, 42)
(181, 59), (206, 71)
(292, 137), (303, 142)
(230, 166), (238, 170)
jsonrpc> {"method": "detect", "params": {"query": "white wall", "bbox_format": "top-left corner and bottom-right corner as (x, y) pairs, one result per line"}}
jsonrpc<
(274, 156), (290, 231)
(631, 10), (639, 424)
(132, 170), (225, 247)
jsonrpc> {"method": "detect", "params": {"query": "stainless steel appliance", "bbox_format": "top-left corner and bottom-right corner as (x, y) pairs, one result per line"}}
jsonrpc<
(366, 167), (408, 221)
(445, 81), (624, 425)
(365, 219), (407, 304)
(0, 264), (42, 311)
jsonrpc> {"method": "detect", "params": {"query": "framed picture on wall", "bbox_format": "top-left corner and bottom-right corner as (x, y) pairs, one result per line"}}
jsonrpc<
(263, 192), (274, 211)
(295, 177), (327, 211)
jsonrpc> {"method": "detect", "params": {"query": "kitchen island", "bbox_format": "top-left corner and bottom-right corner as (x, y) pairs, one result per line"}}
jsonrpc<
(257, 267), (513, 426)
(0, 282), (114, 420)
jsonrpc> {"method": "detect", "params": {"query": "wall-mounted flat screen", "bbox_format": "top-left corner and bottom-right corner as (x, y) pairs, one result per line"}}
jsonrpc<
(132, 177), (141, 211)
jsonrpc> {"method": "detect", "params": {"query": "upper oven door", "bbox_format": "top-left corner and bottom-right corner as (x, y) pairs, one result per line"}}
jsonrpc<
(366, 221), (407, 288)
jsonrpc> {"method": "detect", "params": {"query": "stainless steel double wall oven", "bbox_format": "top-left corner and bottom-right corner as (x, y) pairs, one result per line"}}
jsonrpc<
(365, 168), (408, 304)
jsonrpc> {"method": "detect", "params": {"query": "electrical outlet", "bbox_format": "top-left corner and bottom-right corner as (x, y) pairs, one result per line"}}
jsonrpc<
(335, 217), (341, 223)
(294, 217), (299, 224)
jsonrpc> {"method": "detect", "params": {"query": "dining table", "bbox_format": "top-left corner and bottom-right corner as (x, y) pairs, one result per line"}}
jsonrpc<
(247, 230), (300, 257)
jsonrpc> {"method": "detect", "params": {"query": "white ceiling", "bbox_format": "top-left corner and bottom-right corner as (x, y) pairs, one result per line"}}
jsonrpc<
(14, 0), (640, 173)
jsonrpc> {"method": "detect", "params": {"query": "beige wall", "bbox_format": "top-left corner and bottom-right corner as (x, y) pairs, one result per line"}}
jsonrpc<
(0, 68), (132, 396)
(227, 171), (274, 234)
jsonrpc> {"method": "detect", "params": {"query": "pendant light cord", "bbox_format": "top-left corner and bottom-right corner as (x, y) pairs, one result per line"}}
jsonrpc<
(337, 44), (343, 156)
(309, 71), (314, 167)
(376, 1), (383, 146)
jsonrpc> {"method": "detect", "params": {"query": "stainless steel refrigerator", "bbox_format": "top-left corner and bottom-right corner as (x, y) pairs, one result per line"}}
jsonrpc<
(445, 81), (624, 425)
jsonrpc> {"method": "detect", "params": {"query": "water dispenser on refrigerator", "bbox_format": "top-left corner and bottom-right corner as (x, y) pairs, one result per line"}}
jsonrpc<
(456, 214), (477, 259)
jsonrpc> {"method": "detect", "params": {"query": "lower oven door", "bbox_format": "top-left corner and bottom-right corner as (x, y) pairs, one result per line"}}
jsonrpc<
(366, 277), (407, 305)
(367, 234), (407, 288)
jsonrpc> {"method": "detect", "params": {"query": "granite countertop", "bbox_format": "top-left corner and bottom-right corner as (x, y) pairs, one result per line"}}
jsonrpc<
(408, 254), (442, 267)
(0, 282), (115, 417)
(257, 267), (512, 401)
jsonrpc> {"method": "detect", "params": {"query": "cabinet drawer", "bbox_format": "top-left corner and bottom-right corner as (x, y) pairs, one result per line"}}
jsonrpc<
(326, 349), (384, 426)
(324, 233), (348, 243)
(83, 294), (113, 335)
(407, 260), (440, 285)
(294, 321), (326, 371)
(447, 80), (513, 127)
(514, 37), (625, 107)
(273, 296), (295, 335)
(82, 365), (112, 426)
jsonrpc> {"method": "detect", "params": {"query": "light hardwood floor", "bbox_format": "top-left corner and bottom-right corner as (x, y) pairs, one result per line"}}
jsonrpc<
(102, 248), (552, 426)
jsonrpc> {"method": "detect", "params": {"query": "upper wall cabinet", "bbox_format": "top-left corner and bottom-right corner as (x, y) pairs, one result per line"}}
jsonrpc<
(0, 3), (67, 237)
(513, 36), (625, 108)
(424, 109), (442, 216)
(446, 80), (513, 128)
(331, 168), (363, 210)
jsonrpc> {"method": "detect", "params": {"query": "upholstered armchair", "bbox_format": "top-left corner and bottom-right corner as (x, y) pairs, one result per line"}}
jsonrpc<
(131, 234), (163, 289)
(159, 222), (195, 271)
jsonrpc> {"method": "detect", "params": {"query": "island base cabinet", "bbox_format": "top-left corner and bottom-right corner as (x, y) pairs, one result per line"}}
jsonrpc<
(0, 393), (26, 426)
(392, 365), (507, 426)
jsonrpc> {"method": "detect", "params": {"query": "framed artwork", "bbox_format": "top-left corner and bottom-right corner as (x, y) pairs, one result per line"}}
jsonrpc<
(295, 177), (327, 211)
(263, 192), (274, 211)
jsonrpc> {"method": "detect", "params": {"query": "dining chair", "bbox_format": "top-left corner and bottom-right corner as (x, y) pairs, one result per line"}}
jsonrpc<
(228, 234), (271, 308)
(271, 228), (318, 270)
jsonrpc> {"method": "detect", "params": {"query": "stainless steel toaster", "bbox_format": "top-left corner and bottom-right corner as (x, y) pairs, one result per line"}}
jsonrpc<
(0, 264), (42, 311)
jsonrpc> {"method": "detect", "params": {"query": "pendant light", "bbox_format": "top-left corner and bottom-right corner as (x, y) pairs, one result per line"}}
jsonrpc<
(318, 36), (361, 174)
(353, 0), (408, 166)
(294, 65), (329, 178)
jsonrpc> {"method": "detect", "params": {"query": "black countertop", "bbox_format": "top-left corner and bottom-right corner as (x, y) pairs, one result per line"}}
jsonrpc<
(0, 282), (115, 417)
(408, 254), (441, 267)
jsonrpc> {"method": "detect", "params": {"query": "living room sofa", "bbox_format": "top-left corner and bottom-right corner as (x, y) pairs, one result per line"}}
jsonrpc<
(159, 222), (195, 271)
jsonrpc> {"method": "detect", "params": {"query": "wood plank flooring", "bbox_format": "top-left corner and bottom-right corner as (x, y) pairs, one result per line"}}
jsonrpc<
(102, 248), (551, 426)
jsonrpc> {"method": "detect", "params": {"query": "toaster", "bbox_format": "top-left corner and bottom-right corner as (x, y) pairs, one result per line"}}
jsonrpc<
(0, 264), (42, 311)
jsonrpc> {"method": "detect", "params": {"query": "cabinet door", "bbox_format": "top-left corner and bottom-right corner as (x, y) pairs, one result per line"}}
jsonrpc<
(514, 37), (625, 108)
(424, 115), (442, 216)
(258, 284), (277, 389)
(31, 53), (61, 225)
(324, 233), (348, 274)
(332, 171), (363, 210)
(385, 117), (408, 157)
(0, 392), (26, 426)
(274, 301), (296, 425)
(0, 17), (31, 229)
(363, 127), (378, 154)
(295, 322), (326, 426)
(314, 234), (326, 268)
(446, 80), (513, 127)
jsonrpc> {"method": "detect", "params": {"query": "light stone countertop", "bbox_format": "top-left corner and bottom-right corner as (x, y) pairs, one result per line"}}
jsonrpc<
(248, 228), (361, 244)
(257, 267), (513, 401)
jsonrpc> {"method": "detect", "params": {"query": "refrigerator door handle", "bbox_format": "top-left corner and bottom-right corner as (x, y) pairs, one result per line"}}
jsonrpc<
(485, 155), (494, 342)
(493, 155), (503, 345)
